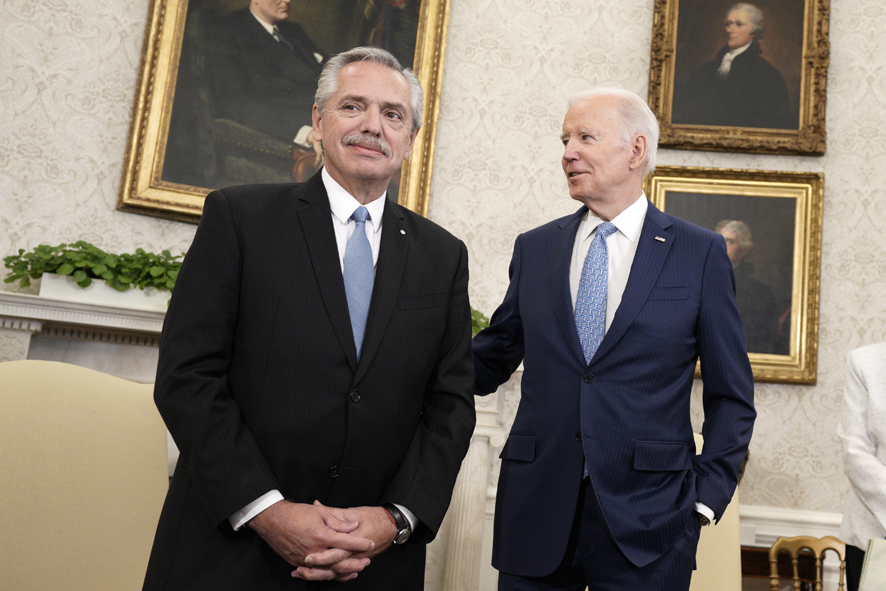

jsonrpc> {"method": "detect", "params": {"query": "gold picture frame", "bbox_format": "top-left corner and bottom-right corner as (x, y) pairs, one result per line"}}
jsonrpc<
(118, 0), (450, 222)
(644, 166), (824, 384)
(647, 0), (830, 155)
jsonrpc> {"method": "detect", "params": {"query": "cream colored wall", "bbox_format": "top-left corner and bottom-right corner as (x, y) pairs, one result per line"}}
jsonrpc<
(1, 0), (884, 520)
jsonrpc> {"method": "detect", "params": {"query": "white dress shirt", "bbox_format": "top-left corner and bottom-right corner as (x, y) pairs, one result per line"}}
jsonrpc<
(229, 168), (416, 531)
(568, 193), (714, 523)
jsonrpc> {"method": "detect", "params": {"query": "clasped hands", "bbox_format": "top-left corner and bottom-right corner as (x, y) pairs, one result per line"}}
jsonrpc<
(248, 499), (397, 582)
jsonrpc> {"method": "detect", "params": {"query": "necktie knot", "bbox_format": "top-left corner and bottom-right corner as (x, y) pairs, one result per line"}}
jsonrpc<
(351, 206), (370, 224)
(596, 221), (617, 240)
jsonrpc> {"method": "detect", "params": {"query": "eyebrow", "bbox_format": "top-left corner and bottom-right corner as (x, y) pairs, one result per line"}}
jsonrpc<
(337, 94), (408, 113)
(560, 128), (596, 141)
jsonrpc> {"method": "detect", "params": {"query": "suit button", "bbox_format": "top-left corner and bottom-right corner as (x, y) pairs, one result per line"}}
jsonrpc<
(350, 391), (361, 402)
(328, 466), (339, 478)
(575, 432), (582, 442)
(583, 374), (594, 384)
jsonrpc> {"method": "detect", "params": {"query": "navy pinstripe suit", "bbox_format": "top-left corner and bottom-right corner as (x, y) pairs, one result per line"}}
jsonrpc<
(473, 202), (755, 583)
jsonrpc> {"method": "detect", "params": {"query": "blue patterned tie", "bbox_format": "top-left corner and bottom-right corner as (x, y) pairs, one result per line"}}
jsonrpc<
(343, 207), (373, 359)
(574, 222), (617, 364)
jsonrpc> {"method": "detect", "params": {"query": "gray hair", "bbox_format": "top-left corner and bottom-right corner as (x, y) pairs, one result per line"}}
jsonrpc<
(715, 219), (754, 249)
(728, 3), (764, 36)
(314, 46), (424, 132)
(567, 88), (660, 176)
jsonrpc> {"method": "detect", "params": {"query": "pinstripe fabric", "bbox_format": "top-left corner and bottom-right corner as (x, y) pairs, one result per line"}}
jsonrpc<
(144, 174), (476, 590)
(474, 202), (755, 582)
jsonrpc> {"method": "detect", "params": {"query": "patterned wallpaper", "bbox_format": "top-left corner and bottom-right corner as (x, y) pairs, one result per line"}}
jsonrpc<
(1, 0), (885, 515)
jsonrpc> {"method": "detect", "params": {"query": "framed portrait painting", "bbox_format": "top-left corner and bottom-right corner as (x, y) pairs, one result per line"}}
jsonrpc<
(644, 165), (824, 384)
(647, 0), (830, 155)
(118, 0), (451, 222)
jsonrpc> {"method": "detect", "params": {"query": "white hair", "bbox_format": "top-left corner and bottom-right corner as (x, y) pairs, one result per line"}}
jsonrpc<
(567, 87), (660, 176)
(728, 3), (764, 36)
(314, 46), (423, 132)
(715, 220), (754, 249)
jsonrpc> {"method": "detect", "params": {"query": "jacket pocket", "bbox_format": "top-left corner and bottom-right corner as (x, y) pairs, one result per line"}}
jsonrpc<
(499, 432), (536, 462)
(647, 286), (691, 301)
(398, 291), (448, 310)
(632, 440), (692, 471)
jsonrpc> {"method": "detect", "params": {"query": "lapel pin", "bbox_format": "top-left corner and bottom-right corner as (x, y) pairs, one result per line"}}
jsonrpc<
(654, 236), (666, 242)
(400, 229), (406, 235)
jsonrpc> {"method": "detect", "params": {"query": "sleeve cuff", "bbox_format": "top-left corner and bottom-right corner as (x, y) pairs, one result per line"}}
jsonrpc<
(393, 503), (418, 531)
(694, 501), (715, 525)
(229, 489), (285, 531)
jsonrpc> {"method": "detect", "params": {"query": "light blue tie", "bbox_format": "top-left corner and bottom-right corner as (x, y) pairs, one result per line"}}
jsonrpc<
(343, 207), (373, 359)
(574, 222), (617, 364)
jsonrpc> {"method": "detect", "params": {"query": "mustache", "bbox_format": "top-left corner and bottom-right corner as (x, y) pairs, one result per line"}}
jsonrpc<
(342, 134), (392, 158)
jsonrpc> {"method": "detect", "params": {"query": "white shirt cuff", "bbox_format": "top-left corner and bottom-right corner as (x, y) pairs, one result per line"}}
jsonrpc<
(394, 503), (418, 531)
(293, 126), (313, 149)
(229, 489), (285, 531)
(694, 501), (715, 525)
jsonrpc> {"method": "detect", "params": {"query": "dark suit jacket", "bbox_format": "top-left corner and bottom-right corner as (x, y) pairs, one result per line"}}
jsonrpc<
(143, 173), (476, 590)
(206, 9), (325, 142)
(473, 202), (755, 576)
(672, 39), (796, 129)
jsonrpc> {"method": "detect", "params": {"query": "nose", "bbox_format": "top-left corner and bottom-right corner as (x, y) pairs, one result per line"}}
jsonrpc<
(562, 140), (579, 162)
(361, 105), (384, 135)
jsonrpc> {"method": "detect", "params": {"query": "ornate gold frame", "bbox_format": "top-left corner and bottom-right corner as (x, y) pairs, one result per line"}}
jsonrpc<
(644, 166), (824, 384)
(647, 0), (830, 155)
(118, 0), (450, 222)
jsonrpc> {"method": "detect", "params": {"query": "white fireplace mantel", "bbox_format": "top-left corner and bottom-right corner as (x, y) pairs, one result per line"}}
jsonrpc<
(0, 291), (165, 340)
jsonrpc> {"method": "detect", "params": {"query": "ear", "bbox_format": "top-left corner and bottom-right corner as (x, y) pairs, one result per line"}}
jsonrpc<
(628, 134), (648, 172)
(311, 104), (323, 143)
(402, 127), (421, 160)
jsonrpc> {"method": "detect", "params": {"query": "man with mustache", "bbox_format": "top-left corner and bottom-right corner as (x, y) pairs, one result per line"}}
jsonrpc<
(142, 46), (476, 590)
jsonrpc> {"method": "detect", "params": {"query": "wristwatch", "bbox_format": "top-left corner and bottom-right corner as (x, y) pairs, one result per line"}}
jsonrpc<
(382, 503), (412, 544)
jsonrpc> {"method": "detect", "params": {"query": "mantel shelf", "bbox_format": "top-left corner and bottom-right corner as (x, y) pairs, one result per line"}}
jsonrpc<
(0, 291), (165, 335)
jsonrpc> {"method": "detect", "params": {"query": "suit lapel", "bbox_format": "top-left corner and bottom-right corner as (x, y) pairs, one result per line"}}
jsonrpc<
(354, 202), (408, 381)
(593, 203), (674, 363)
(296, 175), (359, 370)
(553, 208), (589, 367)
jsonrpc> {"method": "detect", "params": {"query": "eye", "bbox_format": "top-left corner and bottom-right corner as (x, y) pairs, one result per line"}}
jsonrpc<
(385, 110), (402, 121)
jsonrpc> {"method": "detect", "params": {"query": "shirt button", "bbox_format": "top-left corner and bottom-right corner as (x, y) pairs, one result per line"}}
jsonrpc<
(350, 391), (361, 402)
(328, 466), (339, 478)
(583, 374), (594, 384)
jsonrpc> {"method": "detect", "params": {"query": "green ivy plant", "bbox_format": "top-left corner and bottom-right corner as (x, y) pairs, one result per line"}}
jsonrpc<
(471, 306), (490, 336)
(3, 241), (183, 293)
(4, 241), (491, 330)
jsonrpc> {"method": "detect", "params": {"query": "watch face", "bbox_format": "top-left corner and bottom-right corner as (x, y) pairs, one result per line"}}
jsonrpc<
(394, 528), (410, 544)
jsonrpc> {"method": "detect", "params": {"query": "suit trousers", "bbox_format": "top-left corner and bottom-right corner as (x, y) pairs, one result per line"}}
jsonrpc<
(498, 478), (701, 591)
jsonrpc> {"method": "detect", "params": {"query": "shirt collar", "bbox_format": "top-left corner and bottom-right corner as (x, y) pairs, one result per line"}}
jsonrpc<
(249, 9), (276, 36)
(578, 192), (648, 243)
(724, 41), (752, 59)
(323, 167), (386, 233)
